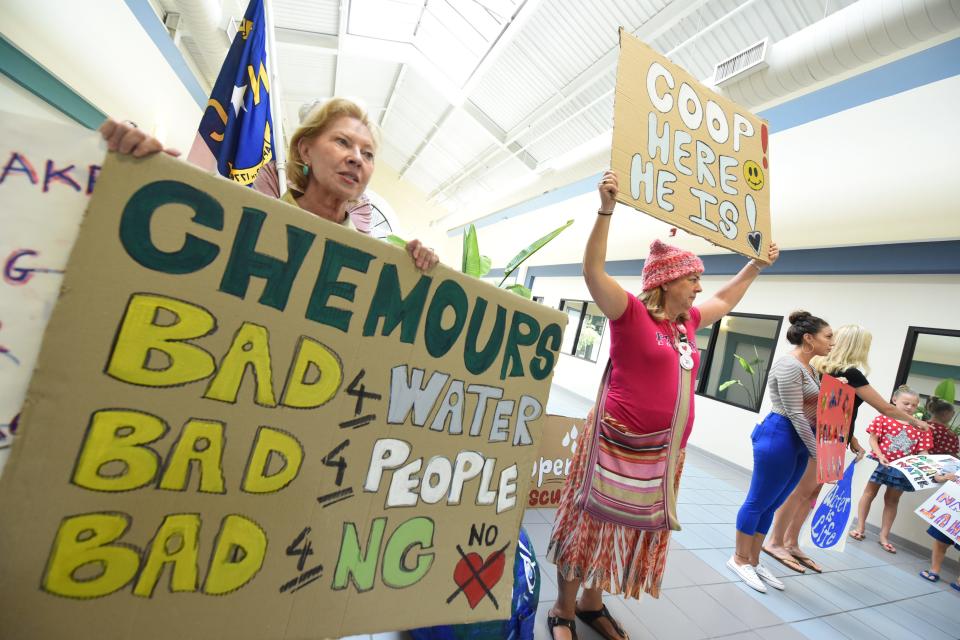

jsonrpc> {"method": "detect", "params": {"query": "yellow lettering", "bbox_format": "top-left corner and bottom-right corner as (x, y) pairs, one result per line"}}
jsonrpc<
(43, 513), (139, 598)
(281, 337), (343, 408)
(247, 62), (270, 106)
(241, 426), (303, 494)
(106, 294), (217, 388)
(158, 419), (226, 493)
(72, 410), (166, 492)
(133, 514), (201, 597)
(203, 515), (267, 595)
(203, 322), (277, 406)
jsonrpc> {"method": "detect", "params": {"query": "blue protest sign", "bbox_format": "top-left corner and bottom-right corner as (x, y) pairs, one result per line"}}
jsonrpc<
(809, 460), (856, 550)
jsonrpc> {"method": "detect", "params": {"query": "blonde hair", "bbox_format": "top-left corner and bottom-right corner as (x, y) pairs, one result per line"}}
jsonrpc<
(285, 97), (380, 193)
(893, 384), (919, 400)
(638, 287), (689, 323)
(812, 324), (872, 376)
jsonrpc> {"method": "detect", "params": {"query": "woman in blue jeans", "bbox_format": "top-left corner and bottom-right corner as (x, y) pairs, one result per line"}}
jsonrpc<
(728, 311), (833, 593)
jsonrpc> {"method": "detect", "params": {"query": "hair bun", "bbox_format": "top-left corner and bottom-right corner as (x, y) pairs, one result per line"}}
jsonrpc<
(789, 310), (812, 324)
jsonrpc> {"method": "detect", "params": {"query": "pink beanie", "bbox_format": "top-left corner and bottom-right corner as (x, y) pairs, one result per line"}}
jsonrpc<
(641, 240), (704, 291)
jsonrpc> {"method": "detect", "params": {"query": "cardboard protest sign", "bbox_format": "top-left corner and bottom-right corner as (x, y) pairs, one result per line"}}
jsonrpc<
(915, 481), (960, 545)
(0, 113), (103, 453)
(611, 29), (771, 261)
(526, 415), (584, 509)
(0, 152), (566, 639)
(889, 454), (960, 491)
(801, 461), (857, 553)
(816, 374), (854, 483)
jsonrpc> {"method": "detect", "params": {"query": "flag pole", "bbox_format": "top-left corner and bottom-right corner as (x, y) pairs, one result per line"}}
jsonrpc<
(263, 0), (287, 195)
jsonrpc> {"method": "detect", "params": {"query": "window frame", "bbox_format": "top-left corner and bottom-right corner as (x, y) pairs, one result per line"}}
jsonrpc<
(695, 311), (783, 413)
(558, 298), (607, 363)
(893, 326), (960, 396)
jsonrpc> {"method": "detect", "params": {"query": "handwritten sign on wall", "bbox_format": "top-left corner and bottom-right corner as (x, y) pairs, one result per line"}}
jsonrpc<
(0, 112), (103, 453)
(0, 153), (566, 638)
(611, 29), (771, 261)
(527, 415), (584, 509)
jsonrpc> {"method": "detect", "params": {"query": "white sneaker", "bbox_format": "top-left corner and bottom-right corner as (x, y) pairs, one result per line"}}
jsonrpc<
(727, 556), (767, 593)
(755, 562), (785, 590)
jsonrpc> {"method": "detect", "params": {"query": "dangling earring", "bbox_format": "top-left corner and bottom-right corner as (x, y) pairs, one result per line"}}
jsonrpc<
(302, 163), (310, 176)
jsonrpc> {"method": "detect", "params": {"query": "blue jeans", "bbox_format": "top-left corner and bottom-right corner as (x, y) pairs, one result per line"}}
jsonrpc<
(736, 412), (809, 536)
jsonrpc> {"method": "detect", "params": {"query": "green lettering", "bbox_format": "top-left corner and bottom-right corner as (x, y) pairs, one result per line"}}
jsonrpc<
(500, 311), (540, 380)
(306, 240), (374, 332)
(381, 517), (434, 588)
(219, 208), (315, 310)
(119, 180), (222, 274)
(531, 322), (562, 380)
(332, 518), (386, 592)
(464, 297), (505, 375)
(363, 263), (431, 343)
(424, 280), (468, 358)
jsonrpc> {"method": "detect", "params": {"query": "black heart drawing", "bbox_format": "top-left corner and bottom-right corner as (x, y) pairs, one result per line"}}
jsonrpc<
(747, 232), (762, 255)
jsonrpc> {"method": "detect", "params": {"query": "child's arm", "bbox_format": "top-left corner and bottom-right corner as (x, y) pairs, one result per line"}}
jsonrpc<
(869, 434), (889, 465)
(934, 473), (958, 483)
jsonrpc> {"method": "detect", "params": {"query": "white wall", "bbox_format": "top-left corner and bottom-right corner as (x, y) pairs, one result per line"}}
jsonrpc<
(532, 271), (960, 548)
(0, 0), (202, 150)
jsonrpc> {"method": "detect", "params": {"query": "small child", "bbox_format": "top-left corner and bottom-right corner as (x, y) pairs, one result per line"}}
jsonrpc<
(849, 385), (932, 553)
(926, 397), (959, 457)
(919, 398), (960, 590)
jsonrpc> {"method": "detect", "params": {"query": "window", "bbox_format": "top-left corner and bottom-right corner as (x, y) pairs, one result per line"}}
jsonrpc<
(532, 296), (544, 303)
(694, 322), (716, 387)
(894, 327), (960, 421)
(697, 313), (783, 412)
(559, 299), (607, 362)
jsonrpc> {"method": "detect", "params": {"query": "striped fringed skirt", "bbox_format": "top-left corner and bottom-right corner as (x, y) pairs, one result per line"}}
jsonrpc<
(545, 409), (685, 600)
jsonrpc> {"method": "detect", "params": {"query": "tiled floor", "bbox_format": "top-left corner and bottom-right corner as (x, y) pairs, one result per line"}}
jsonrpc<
(523, 448), (960, 640)
(342, 386), (960, 640)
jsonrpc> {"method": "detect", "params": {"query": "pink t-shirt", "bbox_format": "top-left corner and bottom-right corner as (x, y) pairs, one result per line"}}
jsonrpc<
(604, 293), (701, 447)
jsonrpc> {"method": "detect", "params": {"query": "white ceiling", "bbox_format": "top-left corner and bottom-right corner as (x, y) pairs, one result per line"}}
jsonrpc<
(147, 0), (960, 262)
(158, 0), (874, 215)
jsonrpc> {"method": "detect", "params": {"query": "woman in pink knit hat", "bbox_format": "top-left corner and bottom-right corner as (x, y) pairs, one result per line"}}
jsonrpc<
(545, 171), (778, 640)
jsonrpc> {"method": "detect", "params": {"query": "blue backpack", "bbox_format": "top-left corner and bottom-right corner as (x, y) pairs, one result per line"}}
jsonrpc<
(408, 526), (540, 640)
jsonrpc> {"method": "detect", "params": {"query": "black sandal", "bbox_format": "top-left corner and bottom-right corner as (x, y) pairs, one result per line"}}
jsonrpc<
(547, 614), (578, 640)
(575, 605), (628, 640)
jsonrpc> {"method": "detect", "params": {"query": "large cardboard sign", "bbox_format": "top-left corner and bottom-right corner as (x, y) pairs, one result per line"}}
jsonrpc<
(889, 454), (960, 491)
(816, 375), (854, 483)
(0, 153), (566, 639)
(915, 481), (960, 545)
(526, 415), (584, 509)
(611, 29), (771, 261)
(0, 113), (103, 453)
(801, 461), (857, 553)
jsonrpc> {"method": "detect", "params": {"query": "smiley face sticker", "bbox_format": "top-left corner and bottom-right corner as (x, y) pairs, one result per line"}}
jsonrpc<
(744, 160), (764, 191)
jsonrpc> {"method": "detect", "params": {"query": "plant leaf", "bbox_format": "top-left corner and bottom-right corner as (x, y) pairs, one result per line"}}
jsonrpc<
(933, 378), (956, 404)
(386, 234), (408, 249)
(505, 284), (532, 299)
(735, 354), (755, 375)
(498, 219), (574, 286)
(462, 224), (481, 277)
(719, 380), (742, 392)
(478, 255), (492, 278)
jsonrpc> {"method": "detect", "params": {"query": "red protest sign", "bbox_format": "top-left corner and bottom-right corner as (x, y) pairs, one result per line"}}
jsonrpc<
(817, 374), (855, 483)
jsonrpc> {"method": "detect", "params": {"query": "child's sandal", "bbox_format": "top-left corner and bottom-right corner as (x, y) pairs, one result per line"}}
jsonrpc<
(919, 569), (940, 583)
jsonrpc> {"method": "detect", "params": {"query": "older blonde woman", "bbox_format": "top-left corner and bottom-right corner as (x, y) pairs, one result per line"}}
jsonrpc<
(761, 324), (930, 573)
(99, 98), (438, 271)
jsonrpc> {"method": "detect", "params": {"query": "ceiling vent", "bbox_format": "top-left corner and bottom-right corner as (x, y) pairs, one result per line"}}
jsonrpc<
(713, 38), (769, 87)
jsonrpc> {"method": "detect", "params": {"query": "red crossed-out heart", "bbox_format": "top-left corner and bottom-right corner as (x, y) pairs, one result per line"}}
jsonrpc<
(452, 549), (505, 609)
